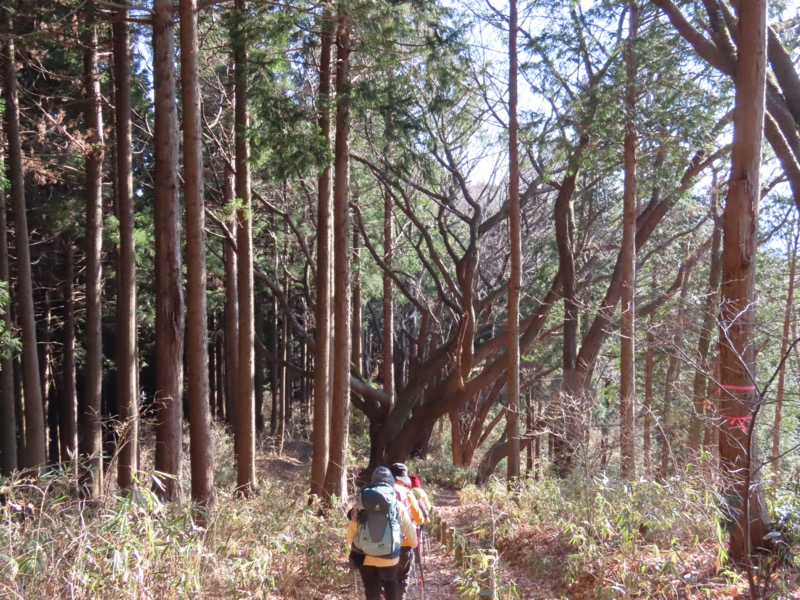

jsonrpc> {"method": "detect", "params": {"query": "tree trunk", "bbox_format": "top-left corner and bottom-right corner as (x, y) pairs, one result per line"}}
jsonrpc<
(310, 15), (332, 491)
(0, 130), (16, 474)
(180, 0), (214, 507)
(323, 12), (351, 504)
(619, 1), (639, 479)
(44, 304), (58, 465)
(525, 391), (533, 475)
(254, 302), (266, 434)
(689, 192), (722, 455)
(382, 186), (394, 404)
(215, 321), (225, 420)
(771, 223), (797, 481)
(450, 409), (463, 466)
(718, 0), (771, 562)
(600, 384), (611, 471)
(81, 4), (105, 496)
(13, 354), (24, 461)
(114, 0), (138, 490)
(269, 299), (279, 435)
(313, 181), (333, 474)
(276, 299), (287, 453)
(209, 315), (217, 420)
(59, 238), (78, 464)
(552, 146), (586, 477)
(506, 0), (521, 482)
(352, 228), (362, 380)
(2, 7), (45, 469)
(224, 170), (238, 432)
(153, 0), (185, 501)
(234, 0), (256, 493)
(643, 305), (655, 478)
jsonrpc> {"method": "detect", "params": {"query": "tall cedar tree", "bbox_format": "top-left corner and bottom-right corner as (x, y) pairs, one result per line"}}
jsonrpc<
(772, 224), (798, 479)
(81, 4), (105, 497)
(619, 1), (639, 479)
(180, 0), (214, 506)
(310, 4), (333, 500)
(224, 164), (238, 432)
(690, 193), (722, 454)
(153, 0), (185, 501)
(323, 11), (351, 503)
(114, 0), (139, 490)
(2, 7), (45, 469)
(234, 0), (256, 494)
(718, 0), (771, 562)
(382, 185), (394, 405)
(506, 0), (521, 481)
(60, 238), (78, 464)
(0, 130), (16, 474)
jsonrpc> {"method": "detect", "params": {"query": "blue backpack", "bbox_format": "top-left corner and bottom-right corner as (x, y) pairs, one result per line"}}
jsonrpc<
(352, 482), (401, 559)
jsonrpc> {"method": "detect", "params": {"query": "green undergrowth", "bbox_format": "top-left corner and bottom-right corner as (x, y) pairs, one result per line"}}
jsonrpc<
(0, 431), (349, 599)
(457, 468), (795, 598)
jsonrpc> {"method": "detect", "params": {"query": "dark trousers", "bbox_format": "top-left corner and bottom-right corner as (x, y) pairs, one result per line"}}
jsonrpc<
(359, 563), (399, 600)
(397, 546), (413, 600)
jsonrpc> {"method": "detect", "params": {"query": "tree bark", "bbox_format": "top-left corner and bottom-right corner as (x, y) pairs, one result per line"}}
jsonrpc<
(276, 285), (287, 452)
(689, 193), (722, 455)
(180, 0), (214, 507)
(553, 144), (586, 477)
(382, 186), (394, 404)
(254, 301), (266, 434)
(2, 7), (45, 469)
(717, 0), (770, 562)
(234, 0), (256, 493)
(310, 8), (333, 495)
(506, 0), (521, 482)
(352, 228), (362, 380)
(660, 266), (691, 479)
(323, 12), (351, 504)
(114, 0), (138, 490)
(81, 3), (105, 496)
(153, 0), (185, 501)
(643, 294), (655, 478)
(619, 1), (639, 479)
(224, 168), (239, 432)
(269, 298), (279, 435)
(0, 130), (16, 474)
(771, 223), (797, 480)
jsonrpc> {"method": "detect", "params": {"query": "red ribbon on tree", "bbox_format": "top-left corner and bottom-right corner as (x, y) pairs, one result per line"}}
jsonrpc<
(720, 415), (752, 432)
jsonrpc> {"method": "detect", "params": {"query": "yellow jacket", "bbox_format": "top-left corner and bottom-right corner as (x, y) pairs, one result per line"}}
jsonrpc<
(411, 487), (431, 521)
(394, 483), (424, 539)
(347, 502), (418, 567)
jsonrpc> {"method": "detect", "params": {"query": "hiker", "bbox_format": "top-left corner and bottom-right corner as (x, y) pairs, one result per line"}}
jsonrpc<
(410, 475), (432, 523)
(347, 466), (418, 600)
(390, 463), (424, 599)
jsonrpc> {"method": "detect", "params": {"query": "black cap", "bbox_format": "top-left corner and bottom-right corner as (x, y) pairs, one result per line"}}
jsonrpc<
(390, 463), (411, 486)
(371, 466), (395, 487)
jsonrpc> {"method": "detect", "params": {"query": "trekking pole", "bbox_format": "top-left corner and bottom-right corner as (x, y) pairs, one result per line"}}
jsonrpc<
(414, 544), (426, 600)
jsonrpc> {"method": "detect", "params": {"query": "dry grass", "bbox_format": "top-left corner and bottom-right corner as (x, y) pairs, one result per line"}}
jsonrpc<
(0, 424), (349, 599)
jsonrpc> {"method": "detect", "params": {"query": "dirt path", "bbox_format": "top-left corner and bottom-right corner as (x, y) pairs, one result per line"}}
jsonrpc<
(322, 535), (460, 599)
(433, 491), (558, 599)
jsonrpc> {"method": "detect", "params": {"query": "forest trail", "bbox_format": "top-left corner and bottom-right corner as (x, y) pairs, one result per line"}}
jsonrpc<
(319, 534), (461, 599)
(262, 446), (557, 599)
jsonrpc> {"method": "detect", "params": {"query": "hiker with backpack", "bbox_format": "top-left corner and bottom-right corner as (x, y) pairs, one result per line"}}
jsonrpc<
(390, 463), (424, 600)
(347, 466), (418, 600)
(409, 475), (431, 523)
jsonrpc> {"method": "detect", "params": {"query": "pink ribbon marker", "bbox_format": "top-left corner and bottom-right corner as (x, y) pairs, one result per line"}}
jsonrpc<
(720, 415), (752, 432)
(719, 384), (756, 391)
